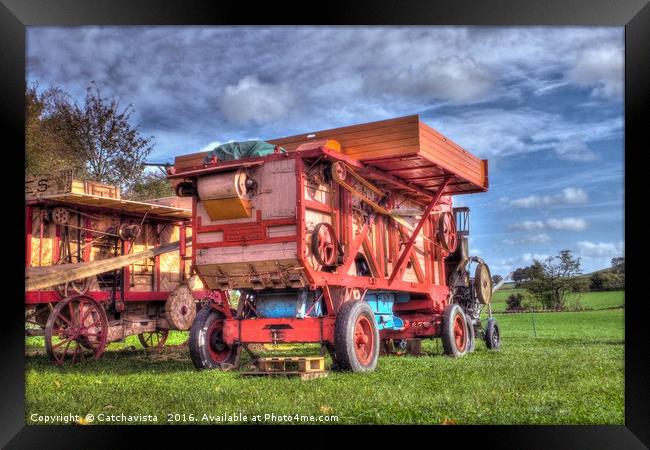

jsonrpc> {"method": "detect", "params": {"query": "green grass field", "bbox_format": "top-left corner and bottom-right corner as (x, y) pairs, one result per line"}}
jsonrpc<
(25, 292), (624, 425)
(491, 289), (625, 313)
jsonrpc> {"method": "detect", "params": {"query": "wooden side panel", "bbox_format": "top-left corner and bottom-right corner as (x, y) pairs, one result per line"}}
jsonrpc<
(418, 122), (486, 190)
(175, 151), (210, 171)
(268, 115), (421, 158)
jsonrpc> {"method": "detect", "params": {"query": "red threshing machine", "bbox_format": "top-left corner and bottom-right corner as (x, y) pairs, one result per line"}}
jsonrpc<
(25, 172), (214, 364)
(170, 115), (500, 372)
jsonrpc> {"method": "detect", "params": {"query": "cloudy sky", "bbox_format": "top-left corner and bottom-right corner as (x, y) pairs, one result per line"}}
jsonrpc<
(27, 26), (625, 276)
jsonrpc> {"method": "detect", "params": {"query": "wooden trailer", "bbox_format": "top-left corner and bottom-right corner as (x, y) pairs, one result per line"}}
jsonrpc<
(170, 115), (500, 372)
(25, 171), (215, 365)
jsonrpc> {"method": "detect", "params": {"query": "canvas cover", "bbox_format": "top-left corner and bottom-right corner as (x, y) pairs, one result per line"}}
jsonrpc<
(202, 141), (283, 164)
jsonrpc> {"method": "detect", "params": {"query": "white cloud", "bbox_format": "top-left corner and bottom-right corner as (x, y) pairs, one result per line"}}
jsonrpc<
(546, 217), (587, 231)
(561, 187), (588, 203)
(509, 187), (588, 208)
(365, 55), (494, 102)
(218, 76), (294, 125)
(508, 220), (546, 231)
(576, 241), (624, 257)
(554, 141), (597, 161)
(424, 108), (622, 160)
(198, 140), (222, 152)
(568, 44), (623, 100)
(502, 234), (551, 245)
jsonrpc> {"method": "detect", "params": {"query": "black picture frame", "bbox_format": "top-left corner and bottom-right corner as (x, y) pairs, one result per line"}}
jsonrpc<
(1, 0), (646, 447)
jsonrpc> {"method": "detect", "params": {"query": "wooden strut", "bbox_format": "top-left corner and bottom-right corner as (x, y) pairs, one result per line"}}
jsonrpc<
(26, 238), (192, 291)
(388, 177), (451, 285)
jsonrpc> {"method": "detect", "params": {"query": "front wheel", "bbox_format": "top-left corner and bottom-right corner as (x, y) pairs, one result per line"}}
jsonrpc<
(334, 300), (379, 372)
(441, 303), (469, 357)
(188, 308), (237, 370)
(485, 318), (501, 350)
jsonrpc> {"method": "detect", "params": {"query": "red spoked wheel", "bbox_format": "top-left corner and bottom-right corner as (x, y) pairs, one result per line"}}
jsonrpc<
(44, 295), (108, 365)
(353, 315), (375, 365)
(441, 303), (469, 357)
(138, 329), (169, 348)
(311, 222), (339, 267)
(437, 211), (458, 253)
(189, 308), (238, 370)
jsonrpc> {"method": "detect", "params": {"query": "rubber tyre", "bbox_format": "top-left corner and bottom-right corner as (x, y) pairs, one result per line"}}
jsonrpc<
(334, 301), (379, 372)
(465, 313), (475, 353)
(485, 318), (501, 350)
(441, 303), (469, 357)
(189, 307), (237, 370)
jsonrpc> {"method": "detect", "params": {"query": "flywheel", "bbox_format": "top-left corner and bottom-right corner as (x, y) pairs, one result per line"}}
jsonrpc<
(474, 262), (493, 305)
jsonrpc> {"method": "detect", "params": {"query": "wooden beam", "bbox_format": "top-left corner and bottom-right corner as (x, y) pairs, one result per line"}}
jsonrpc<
(388, 177), (450, 285)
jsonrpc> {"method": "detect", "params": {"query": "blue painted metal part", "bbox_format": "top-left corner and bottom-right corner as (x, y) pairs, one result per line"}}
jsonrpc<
(364, 291), (407, 330)
(254, 289), (322, 318)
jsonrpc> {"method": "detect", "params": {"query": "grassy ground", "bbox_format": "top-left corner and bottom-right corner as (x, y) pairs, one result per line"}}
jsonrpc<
(25, 304), (624, 425)
(491, 289), (625, 313)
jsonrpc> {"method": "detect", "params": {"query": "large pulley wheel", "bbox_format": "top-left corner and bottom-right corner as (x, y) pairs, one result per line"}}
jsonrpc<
(441, 303), (469, 357)
(44, 295), (109, 365)
(334, 300), (379, 372)
(164, 284), (197, 330)
(138, 329), (169, 348)
(437, 211), (458, 253)
(310, 222), (339, 267)
(474, 262), (493, 304)
(189, 308), (237, 370)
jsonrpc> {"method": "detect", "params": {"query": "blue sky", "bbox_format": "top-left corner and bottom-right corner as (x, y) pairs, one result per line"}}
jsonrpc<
(26, 26), (625, 276)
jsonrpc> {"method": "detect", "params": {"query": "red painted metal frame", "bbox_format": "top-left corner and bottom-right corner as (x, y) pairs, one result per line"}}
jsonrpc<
(189, 147), (458, 345)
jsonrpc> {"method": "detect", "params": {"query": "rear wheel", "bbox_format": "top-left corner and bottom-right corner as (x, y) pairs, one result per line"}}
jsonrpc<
(441, 303), (469, 357)
(44, 295), (108, 365)
(334, 301), (379, 372)
(189, 308), (237, 370)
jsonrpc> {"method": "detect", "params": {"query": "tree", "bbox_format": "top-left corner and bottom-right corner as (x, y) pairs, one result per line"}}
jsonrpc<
(506, 292), (524, 311)
(59, 83), (154, 191)
(512, 261), (545, 288)
(125, 172), (174, 201)
(492, 274), (503, 285)
(611, 257), (624, 275)
(26, 84), (84, 176)
(590, 271), (624, 291)
(26, 82), (154, 192)
(518, 250), (583, 310)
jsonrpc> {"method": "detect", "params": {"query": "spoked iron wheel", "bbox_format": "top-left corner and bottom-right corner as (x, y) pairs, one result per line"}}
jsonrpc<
(437, 211), (458, 253)
(310, 222), (339, 268)
(44, 295), (108, 365)
(138, 329), (169, 348)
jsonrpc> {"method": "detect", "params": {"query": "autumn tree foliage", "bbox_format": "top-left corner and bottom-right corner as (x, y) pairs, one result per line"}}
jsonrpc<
(25, 82), (168, 197)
